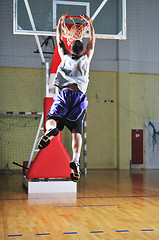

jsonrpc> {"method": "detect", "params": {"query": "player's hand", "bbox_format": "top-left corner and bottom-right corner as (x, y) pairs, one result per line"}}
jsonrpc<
(80, 14), (91, 22)
(60, 12), (70, 21)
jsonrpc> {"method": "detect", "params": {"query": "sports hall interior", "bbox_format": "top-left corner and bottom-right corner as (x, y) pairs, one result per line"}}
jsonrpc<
(0, 0), (159, 239)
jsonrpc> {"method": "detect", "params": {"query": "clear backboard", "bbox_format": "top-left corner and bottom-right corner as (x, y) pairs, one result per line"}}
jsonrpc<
(13, 0), (126, 40)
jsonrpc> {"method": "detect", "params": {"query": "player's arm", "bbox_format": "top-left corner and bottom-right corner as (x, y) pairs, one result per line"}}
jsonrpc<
(81, 15), (95, 63)
(56, 13), (70, 59)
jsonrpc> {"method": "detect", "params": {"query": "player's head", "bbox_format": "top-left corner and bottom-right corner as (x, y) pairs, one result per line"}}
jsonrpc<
(71, 40), (84, 56)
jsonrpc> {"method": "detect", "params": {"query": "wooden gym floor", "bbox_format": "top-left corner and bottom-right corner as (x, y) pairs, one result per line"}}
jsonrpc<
(0, 169), (159, 240)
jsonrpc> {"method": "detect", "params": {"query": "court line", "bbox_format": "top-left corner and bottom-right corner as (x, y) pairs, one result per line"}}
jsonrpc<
(7, 229), (156, 238)
(63, 232), (77, 235)
(116, 230), (129, 233)
(90, 230), (103, 233)
(141, 229), (154, 232)
(77, 195), (159, 199)
(36, 233), (50, 235)
(54, 204), (115, 208)
(1, 195), (159, 201)
(8, 234), (22, 237)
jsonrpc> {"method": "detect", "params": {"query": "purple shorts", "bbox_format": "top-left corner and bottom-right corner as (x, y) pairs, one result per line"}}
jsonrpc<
(47, 89), (88, 133)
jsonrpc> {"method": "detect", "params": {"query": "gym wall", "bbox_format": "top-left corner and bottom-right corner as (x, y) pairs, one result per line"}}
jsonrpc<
(0, 0), (159, 170)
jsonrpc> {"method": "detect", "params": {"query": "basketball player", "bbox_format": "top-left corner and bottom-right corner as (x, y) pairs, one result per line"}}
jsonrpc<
(38, 12), (95, 182)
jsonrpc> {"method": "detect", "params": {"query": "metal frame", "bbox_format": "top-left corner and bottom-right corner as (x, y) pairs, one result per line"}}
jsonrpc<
(53, 1), (90, 29)
(13, 0), (127, 40)
(13, 0), (45, 63)
(26, 112), (44, 173)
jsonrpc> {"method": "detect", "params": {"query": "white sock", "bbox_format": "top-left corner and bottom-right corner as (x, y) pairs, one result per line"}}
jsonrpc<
(73, 152), (80, 163)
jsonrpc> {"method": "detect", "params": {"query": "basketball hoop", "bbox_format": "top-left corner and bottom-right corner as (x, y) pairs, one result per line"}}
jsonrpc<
(62, 16), (92, 45)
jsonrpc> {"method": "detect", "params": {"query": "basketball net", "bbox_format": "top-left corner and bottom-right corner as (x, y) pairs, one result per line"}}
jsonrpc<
(62, 16), (90, 45)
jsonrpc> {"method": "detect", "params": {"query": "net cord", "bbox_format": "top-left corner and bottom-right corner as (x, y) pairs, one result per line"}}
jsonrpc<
(62, 17), (89, 45)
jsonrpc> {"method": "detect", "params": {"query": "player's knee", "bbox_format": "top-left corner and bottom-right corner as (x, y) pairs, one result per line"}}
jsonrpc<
(46, 119), (56, 130)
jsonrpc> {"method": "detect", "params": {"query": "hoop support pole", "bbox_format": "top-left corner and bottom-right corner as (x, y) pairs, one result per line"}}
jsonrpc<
(26, 112), (44, 174)
(46, 62), (50, 97)
(91, 0), (108, 21)
(84, 113), (87, 175)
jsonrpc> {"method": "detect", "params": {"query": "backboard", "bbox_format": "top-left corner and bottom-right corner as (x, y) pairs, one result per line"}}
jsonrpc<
(13, 0), (126, 39)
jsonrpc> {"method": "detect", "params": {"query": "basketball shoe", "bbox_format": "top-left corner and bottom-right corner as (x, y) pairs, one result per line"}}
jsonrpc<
(38, 128), (59, 149)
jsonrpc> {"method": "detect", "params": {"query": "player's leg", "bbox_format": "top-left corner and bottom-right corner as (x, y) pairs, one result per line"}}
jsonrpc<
(38, 118), (59, 149)
(65, 110), (86, 182)
(38, 91), (68, 149)
(46, 119), (57, 129)
(69, 130), (82, 181)
(71, 130), (82, 171)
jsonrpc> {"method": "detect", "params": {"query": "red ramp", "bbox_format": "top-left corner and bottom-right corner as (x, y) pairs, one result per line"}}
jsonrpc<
(27, 97), (72, 179)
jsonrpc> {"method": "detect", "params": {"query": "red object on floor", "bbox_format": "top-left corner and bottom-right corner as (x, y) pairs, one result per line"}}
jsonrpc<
(26, 97), (72, 179)
(26, 38), (73, 179)
(26, 137), (71, 179)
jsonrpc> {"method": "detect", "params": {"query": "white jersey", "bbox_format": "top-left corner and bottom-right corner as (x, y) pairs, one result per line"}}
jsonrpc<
(54, 54), (89, 94)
